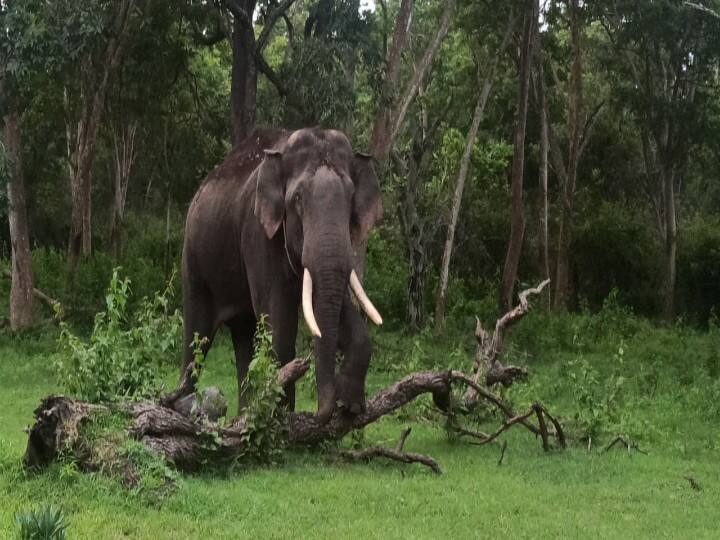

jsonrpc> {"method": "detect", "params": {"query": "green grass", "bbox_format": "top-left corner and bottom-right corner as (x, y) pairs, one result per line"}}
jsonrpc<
(1, 321), (720, 539)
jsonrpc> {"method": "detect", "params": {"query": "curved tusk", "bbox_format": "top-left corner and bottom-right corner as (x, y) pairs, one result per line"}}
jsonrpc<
(349, 270), (383, 325)
(302, 268), (322, 338)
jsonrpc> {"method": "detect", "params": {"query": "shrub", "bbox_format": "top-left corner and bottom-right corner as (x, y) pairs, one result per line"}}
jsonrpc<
(56, 268), (182, 402)
(235, 316), (287, 465)
(14, 506), (68, 540)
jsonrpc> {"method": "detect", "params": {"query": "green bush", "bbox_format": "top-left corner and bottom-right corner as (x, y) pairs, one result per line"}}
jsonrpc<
(235, 316), (287, 465)
(55, 268), (182, 402)
(14, 506), (68, 540)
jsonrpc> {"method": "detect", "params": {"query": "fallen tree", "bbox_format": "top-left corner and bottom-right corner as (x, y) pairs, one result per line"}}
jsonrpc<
(24, 281), (562, 476)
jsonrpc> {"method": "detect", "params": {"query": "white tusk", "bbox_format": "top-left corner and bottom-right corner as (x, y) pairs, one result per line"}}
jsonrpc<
(349, 270), (383, 325)
(302, 268), (322, 338)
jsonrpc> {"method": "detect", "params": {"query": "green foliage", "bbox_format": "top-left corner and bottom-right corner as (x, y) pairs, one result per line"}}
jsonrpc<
(235, 316), (286, 465)
(14, 506), (67, 540)
(55, 268), (182, 402)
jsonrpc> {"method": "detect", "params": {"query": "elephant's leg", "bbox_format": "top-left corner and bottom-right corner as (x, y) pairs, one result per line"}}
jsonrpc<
(181, 282), (218, 391)
(228, 316), (255, 415)
(267, 288), (300, 411)
(337, 293), (372, 415)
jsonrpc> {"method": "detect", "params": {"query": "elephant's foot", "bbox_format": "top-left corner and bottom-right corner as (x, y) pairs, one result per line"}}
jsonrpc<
(336, 376), (366, 416)
(316, 383), (337, 424)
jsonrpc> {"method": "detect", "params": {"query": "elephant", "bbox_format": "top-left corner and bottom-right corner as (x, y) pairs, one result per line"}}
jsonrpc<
(180, 127), (384, 423)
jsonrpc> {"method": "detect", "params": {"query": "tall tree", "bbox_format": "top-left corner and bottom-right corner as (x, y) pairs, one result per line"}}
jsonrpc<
(370, 0), (456, 163)
(501, 0), (536, 310)
(370, 0), (413, 161)
(62, 0), (141, 279)
(2, 99), (34, 330)
(434, 11), (516, 333)
(601, 0), (720, 319)
(548, 0), (603, 310)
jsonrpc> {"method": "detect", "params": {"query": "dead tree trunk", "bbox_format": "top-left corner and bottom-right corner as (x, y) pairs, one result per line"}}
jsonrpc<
(3, 106), (34, 330)
(25, 283), (562, 475)
(501, 0), (536, 310)
(433, 14), (516, 334)
(66, 0), (136, 280)
(109, 121), (137, 259)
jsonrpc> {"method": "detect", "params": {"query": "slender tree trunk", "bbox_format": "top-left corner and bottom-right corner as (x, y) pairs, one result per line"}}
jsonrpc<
(501, 2), (536, 310)
(109, 122), (137, 259)
(4, 107), (34, 330)
(230, 1), (258, 146)
(370, 0), (414, 161)
(66, 0), (136, 280)
(534, 21), (550, 307)
(663, 165), (677, 320)
(552, 0), (583, 311)
(400, 137), (427, 331)
(434, 77), (494, 334)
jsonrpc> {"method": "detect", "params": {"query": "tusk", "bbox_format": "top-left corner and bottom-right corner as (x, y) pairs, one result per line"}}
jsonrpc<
(302, 269), (322, 338)
(349, 270), (383, 325)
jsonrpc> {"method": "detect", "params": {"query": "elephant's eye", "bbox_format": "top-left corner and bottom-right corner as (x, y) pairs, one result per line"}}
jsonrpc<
(293, 192), (303, 214)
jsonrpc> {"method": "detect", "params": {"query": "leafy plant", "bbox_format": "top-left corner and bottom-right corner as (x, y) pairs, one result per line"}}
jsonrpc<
(56, 268), (182, 402)
(14, 506), (68, 540)
(236, 316), (287, 465)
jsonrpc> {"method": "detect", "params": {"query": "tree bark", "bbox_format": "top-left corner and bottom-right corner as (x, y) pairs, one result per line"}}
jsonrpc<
(369, 0), (414, 161)
(230, 1), (258, 146)
(3, 107), (34, 330)
(552, 0), (583, 310)
(501, 1), (536, 310)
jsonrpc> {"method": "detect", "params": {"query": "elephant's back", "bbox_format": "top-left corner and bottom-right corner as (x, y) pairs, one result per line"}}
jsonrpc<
(182, 128), (288, 291)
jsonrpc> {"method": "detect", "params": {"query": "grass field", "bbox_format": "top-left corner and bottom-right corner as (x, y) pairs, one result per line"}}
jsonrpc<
(1, 317), (719, 539)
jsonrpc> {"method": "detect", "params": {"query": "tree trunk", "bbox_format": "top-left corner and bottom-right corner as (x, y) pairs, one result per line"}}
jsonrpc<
(370, 0), (414, 161)
(500, 2), (536, 310)
(399, 137), (427, 331)
(552, 0), (583, 311)
(434, 80), (493, 334)
(663, 165), (677, 320)
(109, 122), (137, 259)
(534, 21), (550, 307)
(3, 108), (34, 330)
(386, 0), (456, 157)
(66, 0), (136, 280)
(230, 1), (258, 146)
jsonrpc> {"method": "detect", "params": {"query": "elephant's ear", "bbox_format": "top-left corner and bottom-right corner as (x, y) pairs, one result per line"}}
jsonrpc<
(254, 149), (285, 239)
(350, 152), (383, 247)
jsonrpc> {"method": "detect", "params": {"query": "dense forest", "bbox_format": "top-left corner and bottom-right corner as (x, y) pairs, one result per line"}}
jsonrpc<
(4, 2), (720, 537)
(1, 0), (720, 330)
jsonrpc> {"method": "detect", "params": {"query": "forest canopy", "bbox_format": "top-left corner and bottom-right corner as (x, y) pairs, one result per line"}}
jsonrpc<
(1, 0), (720, 330)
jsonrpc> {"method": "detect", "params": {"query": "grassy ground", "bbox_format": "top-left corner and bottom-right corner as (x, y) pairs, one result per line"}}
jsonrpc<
(1, 319), (719, 539)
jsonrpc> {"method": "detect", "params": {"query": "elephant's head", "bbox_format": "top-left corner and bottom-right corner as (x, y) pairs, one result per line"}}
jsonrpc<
(254, 128), (383, 420)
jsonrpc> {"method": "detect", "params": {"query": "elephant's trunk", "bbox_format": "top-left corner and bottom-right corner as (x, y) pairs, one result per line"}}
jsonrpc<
(306, 231), (351, 422)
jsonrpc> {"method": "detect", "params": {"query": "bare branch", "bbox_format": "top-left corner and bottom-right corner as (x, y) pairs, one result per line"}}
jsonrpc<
(256, 0), (299, 53)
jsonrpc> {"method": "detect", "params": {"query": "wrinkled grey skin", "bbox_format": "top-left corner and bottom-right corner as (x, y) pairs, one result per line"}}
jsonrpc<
(181, 127), (383, 422)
